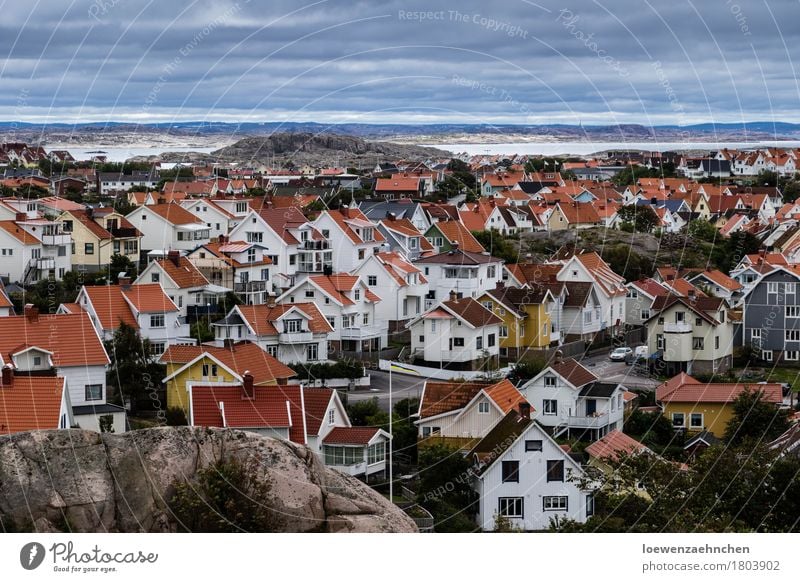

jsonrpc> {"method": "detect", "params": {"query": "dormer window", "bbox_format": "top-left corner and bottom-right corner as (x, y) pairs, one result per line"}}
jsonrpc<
(544, 375), (556, 387)
(284, 319), (302, 333)
(354, 289), (361, 301)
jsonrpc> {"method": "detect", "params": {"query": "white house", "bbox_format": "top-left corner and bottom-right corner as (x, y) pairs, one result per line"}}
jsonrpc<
(414, 247), (504, 309)
(180, 198), (238, 240)
(0, 216), (72, 283)
(352, 251), (429, 332)
(276, 273), (385, 354)
(406, 294), (501, 369)
(126, 202), (211, 254)
(470, 404), (593, 531)
(520, 358), (625, 441)
(187, 237), (273, 304)
(212, 302), (332, 364)
(311, 207), (386, 273)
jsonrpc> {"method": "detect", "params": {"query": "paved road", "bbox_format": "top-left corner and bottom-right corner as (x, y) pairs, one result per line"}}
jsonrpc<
(345, 352), (660, 414)
(571, 351), (661, 390)
(346, 370), (426, 412)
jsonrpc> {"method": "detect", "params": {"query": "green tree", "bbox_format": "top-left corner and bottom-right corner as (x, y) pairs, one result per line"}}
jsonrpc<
(781, 180), (800, 203)
(687, 219), (718, 243)
(170, 457), (280, 532)
(417, 443), (479, 532)
(347, 397), (381, 426)
(108, 254), (138, 281)
(756, 169), (778, 187)
(471, 230), (519, 263)
(724, 388), (791, 445)
(616, 204), (659, 233)
(104, 322), (165, 413)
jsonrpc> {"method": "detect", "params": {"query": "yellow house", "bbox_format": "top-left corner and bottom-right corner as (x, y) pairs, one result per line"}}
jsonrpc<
(656, 372), (783, 438)
(159, 342), (296, 417)
(478, 283), (554, 360)
(57, 208), (142, 272)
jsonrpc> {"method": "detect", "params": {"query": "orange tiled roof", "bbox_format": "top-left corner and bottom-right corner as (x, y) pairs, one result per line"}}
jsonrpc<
(160, 341), (295, 384)
(657, 374), (782, 404)
(146, 202), (203, 225)
(154, 256), (209, 289)
(585, 430), (649, 461)
(236, 303), (333, 336)
(0, 221), (39, 244)
(0, 375), (65, 435)
(430, 220), (485, 253)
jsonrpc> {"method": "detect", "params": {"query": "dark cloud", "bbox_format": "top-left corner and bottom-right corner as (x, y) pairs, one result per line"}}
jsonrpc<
(0, 0), (798, 123)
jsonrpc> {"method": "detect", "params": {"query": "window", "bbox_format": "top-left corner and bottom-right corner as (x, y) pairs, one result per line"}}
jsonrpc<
(692, 337), (704, 350)
(696, 317), (703, 326)
(419, 335), (425, 343)
(362, 313), (369, 325)
(546, 460), (564, 482)
(323, 446), (364, 466)
(328, 409), (335, 425)
(499, 325), (508, 338)
(627, 288), (639, 298)
(151, 273), (160, 283)
(672, 412), (685, 428)
(763, 349), (774, 362)
(307, 343), (319, 361)
(202, 363), (218, 377)
(246, 231), (263, 243)
(656, 334), (665, 350)
(33, 356), (42, 366)
(368, 275), (377, 286)
(586, 494), (595, 518)
(367, 441), (385, 464)
(421, 426), (441, 437)
(289, 254), (296, 266)
(478, 401), (490, 414)
(487, 334), (495, 347)
(453, 337), (465, 347)
(543, 496), (568, 511)
(305, 289), (315, 298)
(498, 497), (523, 518)
(787, 306), (800, 318)
(266, 345), (278, 357)
(150, 314), (165, 328)
(751, 328), (761, 340)
(354, 289), (360, 301)
(85, 384), (103, 401)
(85, 242), (94, 255)
(787, 283), (797, 297)
(476, 336), (483, 350)
(358, 249), (365, 260)
(326, 316), (336, 329)
(787, 330), (800, 342)
(487, 265), (496, 278)
(544, 375), (556, 387)
(481, 301), (493, 311)
(690, 413), (703, 429)
(149, 342), (165, 356)
(543, 399), (557, 415)
(321, 229), (330, 238)
(641, 310), (650, 320)
(525, 440), (543, 452)
(501, 461), (519, 483)
(785, 351), (799, 361)
(658, 317), (665, 325)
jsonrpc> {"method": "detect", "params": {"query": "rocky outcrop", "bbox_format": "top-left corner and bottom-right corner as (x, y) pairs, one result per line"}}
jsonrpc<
(209, 132), (447, 164)
(0, 427), (416, 533)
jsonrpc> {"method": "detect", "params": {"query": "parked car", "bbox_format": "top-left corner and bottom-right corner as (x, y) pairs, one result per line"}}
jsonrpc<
(610, 347), (633, 361)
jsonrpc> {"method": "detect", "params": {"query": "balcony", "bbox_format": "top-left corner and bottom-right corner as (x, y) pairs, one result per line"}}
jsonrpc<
(664, 322), (692, 333)
(340, 325), (383, 340)
(40, 234), (71, 246)
(566, 412), (610, 429)
(278, 331), (313, 343)
(297, 261), (332, 273)
(300, 240), (330, 250)
(30, 257), (56, 270)
(234, 281), (268, 293)
(109, 227), (140, 238)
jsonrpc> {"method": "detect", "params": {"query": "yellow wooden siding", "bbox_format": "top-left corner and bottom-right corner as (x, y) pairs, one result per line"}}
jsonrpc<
(661, 402), (734, 438)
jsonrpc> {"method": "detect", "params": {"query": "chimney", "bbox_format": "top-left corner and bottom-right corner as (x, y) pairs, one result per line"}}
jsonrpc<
(758, 249), (766, 257)
(495, 280), (505, 291)
(24, 304), (39, 322)
(167, 250), (181, 267)
(15, 212), (26, 222)
(118, 272), (131, 288)
(518, 401), (531, 421)
(651, 197), (658, 205)
(242, 371), (255, 399)
(449, 290), (458, 302)
(688, 289), (696, 299)
(451, 241), (460, 251)
(386, 212), (396, 221)
(218, 234), (228, 244)
(1, 365), (13, 388)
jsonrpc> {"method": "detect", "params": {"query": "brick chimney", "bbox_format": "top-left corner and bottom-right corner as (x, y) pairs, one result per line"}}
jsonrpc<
(386, 212), (396, 221)
(242, 371), (255, 399)
(449, 290), (459, 302)
(1, 365), (13, 388)
(118, 275), (131, 289)
(495, 280), (505, 291)
(23, 304), (39, 322)
(218, 234), (228, 244)
(688, 289), (696, 299)
(167, 250), (181, 267)
(518, 401), (531, 420)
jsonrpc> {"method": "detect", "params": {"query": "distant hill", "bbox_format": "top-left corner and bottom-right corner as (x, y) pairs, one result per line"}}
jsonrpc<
(207, 132), (449, 164)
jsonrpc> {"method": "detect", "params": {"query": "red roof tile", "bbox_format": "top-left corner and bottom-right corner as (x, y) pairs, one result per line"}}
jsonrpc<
(0, 375), (65, 435)
(236, 303), (333, 336)
(585, 430), (649, 461)
(322, 426), (381, 445)
(160, 341), (295, 384)
(302, 388), (335, 437)
(0, 313), (109, 367)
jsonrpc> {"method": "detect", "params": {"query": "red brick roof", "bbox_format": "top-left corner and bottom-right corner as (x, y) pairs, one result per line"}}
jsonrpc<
(302, 388), (335, 437)
(550, 358), (598, 388)
(236, 303), (333, 336)
(327, 208), (386, 245)
(656, 374), (783, 404)
(307, 274), (359, 305)
(0, 375), (65, 435)
(160, 341), (295, 384)
(153, 256), (209, 289)
(0, 313), (109, 367)
(146, 202), (203, 225)
(585, 430), (649, 461)
(431, 219), (485, 253)
(322, 426), (381, 445)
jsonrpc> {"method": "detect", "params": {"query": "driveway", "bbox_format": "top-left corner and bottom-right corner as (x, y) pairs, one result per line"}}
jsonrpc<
(573, 351), (661, 391)
(345, 370), (427, 412)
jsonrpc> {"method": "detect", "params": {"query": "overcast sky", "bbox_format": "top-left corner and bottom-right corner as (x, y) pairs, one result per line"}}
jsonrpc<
(1, 0), (799, 125)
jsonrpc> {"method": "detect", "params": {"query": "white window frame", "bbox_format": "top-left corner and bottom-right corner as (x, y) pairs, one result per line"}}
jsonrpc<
(763, 349), (773, 362)
(671, 412), (685, 428)
(543, 399), (557, 415)
(787, 306), (800, 318)
(543, 496), (568, 511)
(478, 401), (490, 414)
(785, 350), (799, 361)
(690, 413), (704, 429)
(498, 497), (523, 519)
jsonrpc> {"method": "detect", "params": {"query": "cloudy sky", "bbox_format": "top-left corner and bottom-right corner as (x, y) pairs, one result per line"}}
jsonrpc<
(1, 0), (799, 125)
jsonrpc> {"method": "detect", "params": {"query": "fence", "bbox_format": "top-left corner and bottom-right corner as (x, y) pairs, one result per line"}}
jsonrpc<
(378, 359), (510, 380)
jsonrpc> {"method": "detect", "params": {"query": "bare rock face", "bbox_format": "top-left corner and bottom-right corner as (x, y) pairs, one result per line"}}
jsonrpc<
(0, 427), (416, 533)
